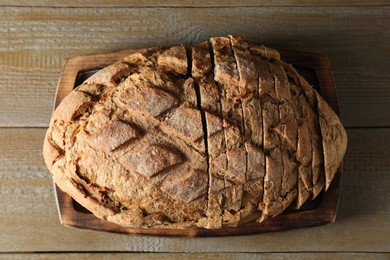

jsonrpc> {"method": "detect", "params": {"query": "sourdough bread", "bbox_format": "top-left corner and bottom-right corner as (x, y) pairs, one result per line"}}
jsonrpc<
(43, 36), (347, 229)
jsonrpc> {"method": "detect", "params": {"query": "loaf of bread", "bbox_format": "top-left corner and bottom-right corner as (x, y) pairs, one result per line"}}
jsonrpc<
(43, 36), (347, 229)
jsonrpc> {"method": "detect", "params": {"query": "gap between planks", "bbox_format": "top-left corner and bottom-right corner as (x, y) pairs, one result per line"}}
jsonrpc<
(0, 1), (389, 8)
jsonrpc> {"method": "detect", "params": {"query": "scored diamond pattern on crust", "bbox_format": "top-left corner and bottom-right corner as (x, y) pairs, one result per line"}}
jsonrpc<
(119, 144), (185, 179)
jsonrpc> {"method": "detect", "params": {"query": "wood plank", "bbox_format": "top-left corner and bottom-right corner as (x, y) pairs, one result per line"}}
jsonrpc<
(0, 253), (388, 260)
(0, 128), (49, 181)
(0, 6), (389, 127)
(0, 128), (388, 252)
(1, 1), (388, 7)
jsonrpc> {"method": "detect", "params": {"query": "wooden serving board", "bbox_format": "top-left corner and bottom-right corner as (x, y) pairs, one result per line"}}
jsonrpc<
(53, 47), (342, 237)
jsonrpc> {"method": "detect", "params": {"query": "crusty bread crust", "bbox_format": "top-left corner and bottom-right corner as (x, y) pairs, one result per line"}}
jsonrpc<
(315, 92), (348, 190)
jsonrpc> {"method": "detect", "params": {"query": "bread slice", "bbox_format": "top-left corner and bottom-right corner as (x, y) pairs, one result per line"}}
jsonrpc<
(230, 36), (265, 223)
(192, 41), (225, 228)
(316, 92), (347, 190)
(271, 59), (299, 215)
(210, 36), (246, 227)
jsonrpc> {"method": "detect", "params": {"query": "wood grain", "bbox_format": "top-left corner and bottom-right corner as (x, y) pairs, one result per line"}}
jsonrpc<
(0, 2), (388, 256)
(0, 253), (388, 260)
(1, 1), (388, 7)
(0, 6), (389, 127)
(0, 128), (388, 252)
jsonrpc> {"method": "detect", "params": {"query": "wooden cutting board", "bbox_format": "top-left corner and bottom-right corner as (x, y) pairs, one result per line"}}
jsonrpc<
(53, 47), (342, 237)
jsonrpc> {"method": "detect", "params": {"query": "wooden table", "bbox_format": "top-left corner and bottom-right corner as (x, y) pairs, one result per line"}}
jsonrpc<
(0, 1), (389, 259)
